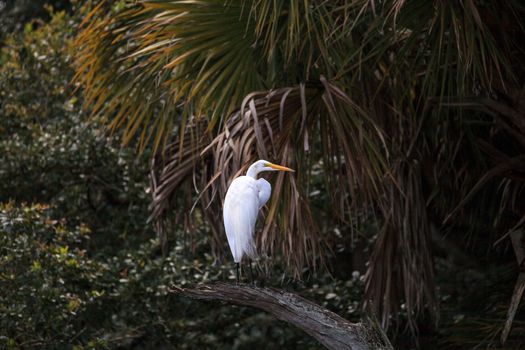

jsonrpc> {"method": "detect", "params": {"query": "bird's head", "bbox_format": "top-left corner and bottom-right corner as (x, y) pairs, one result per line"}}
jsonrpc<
(247, 159), (294, 177)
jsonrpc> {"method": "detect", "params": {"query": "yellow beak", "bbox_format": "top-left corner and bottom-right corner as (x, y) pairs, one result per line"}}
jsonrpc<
(267, 163), (295, 172)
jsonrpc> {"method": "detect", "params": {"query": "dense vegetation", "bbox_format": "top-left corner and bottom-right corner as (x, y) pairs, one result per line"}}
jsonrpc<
(1, 1), (524, 349)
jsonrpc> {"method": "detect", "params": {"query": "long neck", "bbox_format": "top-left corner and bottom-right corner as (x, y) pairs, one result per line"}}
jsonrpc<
(246, 164), (260, 179)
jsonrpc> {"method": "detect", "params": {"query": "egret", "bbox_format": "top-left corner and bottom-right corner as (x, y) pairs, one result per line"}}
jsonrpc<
(223, 160), (294, 283)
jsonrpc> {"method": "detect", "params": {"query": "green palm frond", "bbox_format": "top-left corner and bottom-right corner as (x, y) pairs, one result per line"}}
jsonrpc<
(75, 0), (265, 152)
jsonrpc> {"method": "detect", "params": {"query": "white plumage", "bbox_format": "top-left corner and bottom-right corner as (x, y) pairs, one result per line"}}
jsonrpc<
(223, 176), (263, 262)
(222, 160), (293, 265)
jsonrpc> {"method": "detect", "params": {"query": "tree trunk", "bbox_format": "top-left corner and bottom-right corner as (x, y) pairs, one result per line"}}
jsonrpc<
(170, 282), (393, 350)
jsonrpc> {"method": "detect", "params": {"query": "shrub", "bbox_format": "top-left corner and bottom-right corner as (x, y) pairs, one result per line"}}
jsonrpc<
(0, 203), (112, 348)
(0, 8), (152, 249)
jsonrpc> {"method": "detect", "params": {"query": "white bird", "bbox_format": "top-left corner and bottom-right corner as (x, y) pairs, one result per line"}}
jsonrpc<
(223, 159), (294, 283)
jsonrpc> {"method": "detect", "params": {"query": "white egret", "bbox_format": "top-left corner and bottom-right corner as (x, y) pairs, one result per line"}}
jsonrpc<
(223, 159), (294, 283)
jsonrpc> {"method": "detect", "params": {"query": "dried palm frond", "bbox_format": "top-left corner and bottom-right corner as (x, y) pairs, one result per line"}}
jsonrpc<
(365, 160), (438, 334)
(357, 0), (525, 334)
(151, 78), (386, 275)
(433, 95), (525, 343)
(149, 117), (212, 254)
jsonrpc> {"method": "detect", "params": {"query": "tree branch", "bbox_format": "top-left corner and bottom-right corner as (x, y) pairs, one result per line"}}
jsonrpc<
(169, 282), (393, 350)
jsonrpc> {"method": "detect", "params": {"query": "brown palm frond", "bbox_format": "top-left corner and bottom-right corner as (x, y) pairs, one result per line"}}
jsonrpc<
(151, 79), (386, 275)
(432, 93), (525, 342)
(149, 117), (212, 254)
(366, 160), (438, 334)
(430, 94), (525, 230)
(206, 85), (323, 274)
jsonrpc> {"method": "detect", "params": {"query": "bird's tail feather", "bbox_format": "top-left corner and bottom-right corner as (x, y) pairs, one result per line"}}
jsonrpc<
(232, 212), (257, 262)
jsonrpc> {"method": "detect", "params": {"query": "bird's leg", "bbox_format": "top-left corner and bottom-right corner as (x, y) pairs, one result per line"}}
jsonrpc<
(236, 262), (240, 284)
(249, 259), (255, 286)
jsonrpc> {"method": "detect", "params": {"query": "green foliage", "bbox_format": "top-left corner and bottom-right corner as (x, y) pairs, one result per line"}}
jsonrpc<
(0, 202), (363, 349)
(0, 0), (72, 41)
(0, 203), (112, 348)
(0, 8), (152, 248)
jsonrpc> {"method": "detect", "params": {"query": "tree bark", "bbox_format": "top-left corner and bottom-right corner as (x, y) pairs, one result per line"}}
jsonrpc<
(170, 282), (393, 350)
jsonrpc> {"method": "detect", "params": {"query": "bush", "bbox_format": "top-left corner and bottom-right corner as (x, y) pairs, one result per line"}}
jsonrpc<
(0, 203), (112, 348)
(0, 8), (152, 250)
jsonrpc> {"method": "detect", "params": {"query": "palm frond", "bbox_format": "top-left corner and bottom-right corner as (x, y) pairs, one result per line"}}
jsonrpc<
(75, 0), (264, 152)
(151, 78), (386, 275)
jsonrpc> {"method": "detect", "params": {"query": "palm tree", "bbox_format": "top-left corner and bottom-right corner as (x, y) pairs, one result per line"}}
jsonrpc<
(74, 0), (525, 338)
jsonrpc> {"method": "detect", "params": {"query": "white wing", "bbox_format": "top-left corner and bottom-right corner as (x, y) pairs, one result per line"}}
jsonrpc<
(256, 178), (271, 208)
(223, 176), (260, 262)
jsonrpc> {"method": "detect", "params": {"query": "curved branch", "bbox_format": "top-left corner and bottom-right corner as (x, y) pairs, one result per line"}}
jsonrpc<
(170, 282), (392, 350)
